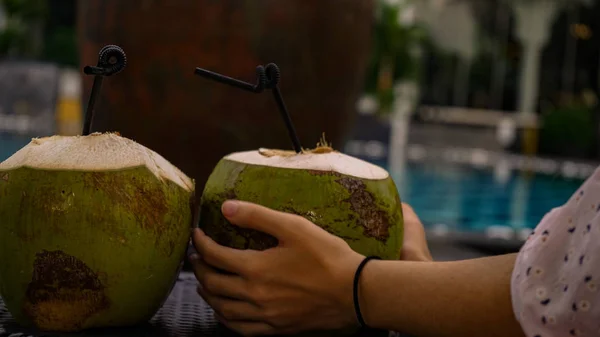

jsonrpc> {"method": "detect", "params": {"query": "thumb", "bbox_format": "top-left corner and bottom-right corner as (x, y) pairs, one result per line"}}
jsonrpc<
(221, 200), (305, 239)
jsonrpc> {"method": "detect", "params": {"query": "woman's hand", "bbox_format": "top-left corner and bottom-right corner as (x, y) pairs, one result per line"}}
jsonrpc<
(400, 203), (433, 262)
(189, 200), (433, 336)
(189, 200), (365, 336)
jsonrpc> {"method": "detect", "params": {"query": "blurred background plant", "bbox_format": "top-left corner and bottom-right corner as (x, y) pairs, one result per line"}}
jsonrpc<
(0, 0), (76, 65)
(539, 94), (598, 159)
(363, 0), (429, 117)
(0, 0), (47, 59)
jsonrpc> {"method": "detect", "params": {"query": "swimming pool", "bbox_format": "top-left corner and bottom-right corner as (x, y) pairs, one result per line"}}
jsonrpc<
(393, 162), (583, 233)
(0, 133), (585, 238)
(0, 133), (31, 164)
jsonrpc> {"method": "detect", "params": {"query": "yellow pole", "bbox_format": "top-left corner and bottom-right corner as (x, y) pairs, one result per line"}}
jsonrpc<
(522, 126), (539, 156)
(55, 69), (83, 136)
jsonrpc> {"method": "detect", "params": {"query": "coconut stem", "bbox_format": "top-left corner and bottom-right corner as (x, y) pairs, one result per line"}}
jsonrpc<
(82, 45), (127, 136)
(194, 63), (303, 153)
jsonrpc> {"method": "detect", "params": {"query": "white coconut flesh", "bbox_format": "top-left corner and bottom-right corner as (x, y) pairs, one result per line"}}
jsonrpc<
(0, 132), (194, 191)
(224, 147), (389, 180)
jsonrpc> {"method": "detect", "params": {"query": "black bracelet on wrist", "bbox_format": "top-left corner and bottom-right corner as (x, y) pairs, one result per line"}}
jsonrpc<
(353, 255), (382, 328)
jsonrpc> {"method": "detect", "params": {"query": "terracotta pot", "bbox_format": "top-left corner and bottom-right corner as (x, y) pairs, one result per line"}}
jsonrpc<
(78, 0), (375, 190)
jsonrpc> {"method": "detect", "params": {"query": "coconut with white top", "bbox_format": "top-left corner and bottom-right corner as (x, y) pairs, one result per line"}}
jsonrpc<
(0, 132), (195, 332)
(199, 137), (404, 259)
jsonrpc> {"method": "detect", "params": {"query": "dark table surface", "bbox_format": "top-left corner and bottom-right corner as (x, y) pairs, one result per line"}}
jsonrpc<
(0, 272), (402, 337)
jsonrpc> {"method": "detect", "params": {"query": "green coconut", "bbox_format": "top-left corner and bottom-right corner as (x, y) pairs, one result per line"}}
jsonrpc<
(199, 139), (404, 260)
(0, 132), (195, 332)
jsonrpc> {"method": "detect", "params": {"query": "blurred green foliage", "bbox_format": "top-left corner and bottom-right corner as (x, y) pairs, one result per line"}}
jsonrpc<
(363, 0), (429, 116)
(0, 21), (24, 55)
(0, 0), (77, 66)
(3, 0), (46, 20)
(0, 0), (47, 58)
(41, 0), (77, 66)
(42, 25), (77, 67)
(539, 103), (597, 158)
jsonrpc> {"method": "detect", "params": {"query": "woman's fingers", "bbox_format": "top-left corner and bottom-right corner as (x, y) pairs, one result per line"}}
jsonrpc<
(197, 284), (266, 323)
(192, 228), (258, 274)
(189, 254), (252, 301)
(214, 312), (291, 336)
(189, 201), (365, 334)
(221, 200), (308, 241)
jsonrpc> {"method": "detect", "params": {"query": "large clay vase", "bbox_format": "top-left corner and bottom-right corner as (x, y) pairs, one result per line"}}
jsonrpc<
(78, 0), (375, 191)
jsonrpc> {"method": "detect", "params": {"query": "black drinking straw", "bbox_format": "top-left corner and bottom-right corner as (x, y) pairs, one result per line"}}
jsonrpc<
(194, 63), (303, 153)
(81, 45), (127, 136)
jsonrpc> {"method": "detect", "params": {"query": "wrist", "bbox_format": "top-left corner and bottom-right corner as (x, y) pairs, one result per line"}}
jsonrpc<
(357, 258), (384, 328)
(330, 251), (365, 329)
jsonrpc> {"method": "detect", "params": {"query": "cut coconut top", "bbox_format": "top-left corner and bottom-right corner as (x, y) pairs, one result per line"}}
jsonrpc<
(0, 132), (194, 191)
(225, 147), (389, 180)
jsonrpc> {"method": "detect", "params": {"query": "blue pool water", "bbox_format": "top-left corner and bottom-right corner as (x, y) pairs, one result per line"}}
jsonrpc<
(0, 133), (30, 163)
(1, 133), (586, 234)
(392, 162), (584, 233)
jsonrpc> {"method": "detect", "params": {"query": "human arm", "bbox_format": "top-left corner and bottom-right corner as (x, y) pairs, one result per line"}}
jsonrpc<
(359, 254), (525, 337)
(367, 169), (600, 337)
(189, 200), (525, 336)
